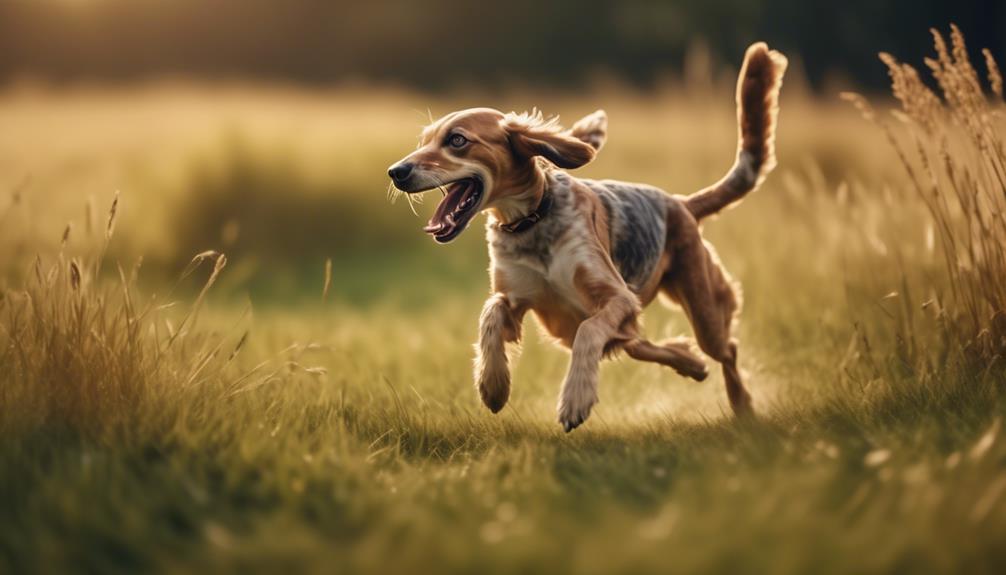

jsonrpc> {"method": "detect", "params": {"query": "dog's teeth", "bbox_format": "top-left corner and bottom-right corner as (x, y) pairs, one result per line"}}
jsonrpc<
(445, 214), (456, 225)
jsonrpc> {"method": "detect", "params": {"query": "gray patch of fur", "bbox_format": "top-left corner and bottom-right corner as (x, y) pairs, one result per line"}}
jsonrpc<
(585, 179), (668, 291)
(487, 171), (577, 267)
(488, 172), (668, 292)
(725, 149), (758, 191)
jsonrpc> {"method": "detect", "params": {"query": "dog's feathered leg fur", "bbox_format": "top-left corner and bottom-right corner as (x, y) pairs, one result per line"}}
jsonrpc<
(475, 293), (522, 413)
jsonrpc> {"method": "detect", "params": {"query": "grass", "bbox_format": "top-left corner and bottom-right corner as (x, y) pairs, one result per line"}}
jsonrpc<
(1, 28), (1005, 574)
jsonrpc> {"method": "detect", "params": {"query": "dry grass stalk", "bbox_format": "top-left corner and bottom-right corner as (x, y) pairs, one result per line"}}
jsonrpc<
(0, 195), (265, 435)
(105, 191), (119, 240)
(849, 25), (1006, 369)
(983, 49), (1003, 101)
(323, 258), (333, 301)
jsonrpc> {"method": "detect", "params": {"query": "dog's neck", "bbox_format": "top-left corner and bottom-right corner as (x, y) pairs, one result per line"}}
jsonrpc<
(487, 162), (549, 224)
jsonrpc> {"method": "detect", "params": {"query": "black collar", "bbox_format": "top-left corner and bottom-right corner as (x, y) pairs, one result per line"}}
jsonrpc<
(498, 189), (553, 234)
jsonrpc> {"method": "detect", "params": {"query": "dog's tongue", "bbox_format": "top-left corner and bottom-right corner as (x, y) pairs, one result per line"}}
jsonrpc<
(423, 179), (473, 237)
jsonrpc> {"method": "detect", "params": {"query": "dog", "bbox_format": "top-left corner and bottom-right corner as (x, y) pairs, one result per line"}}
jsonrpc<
(388, 43), (787, 431)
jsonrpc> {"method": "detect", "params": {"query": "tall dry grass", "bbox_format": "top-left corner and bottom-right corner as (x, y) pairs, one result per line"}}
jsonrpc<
(843, 25), (1006, 377)
(0, 194), (276, 437)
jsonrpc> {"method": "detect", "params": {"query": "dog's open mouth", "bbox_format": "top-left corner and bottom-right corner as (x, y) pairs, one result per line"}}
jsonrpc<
(421, 177), (483, 243)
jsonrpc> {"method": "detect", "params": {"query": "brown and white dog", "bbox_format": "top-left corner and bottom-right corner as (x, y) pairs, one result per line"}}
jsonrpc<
(388, 43), (787, 431)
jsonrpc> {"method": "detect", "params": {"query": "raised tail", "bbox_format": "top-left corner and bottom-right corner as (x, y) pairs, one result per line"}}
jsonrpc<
(685, 43), (787, 221)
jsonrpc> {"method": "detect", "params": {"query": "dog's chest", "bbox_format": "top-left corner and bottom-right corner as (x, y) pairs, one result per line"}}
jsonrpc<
(492, 242), (592, 346)
(488, 219), (595, 320)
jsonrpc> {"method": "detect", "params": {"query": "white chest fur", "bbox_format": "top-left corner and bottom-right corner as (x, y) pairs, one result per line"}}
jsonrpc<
(487, 217), (595, 317)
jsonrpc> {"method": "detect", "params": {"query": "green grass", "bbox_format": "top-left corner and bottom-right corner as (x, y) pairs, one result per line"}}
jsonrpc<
(2, 186), (1004, 573)
(1, 297), (1004, 574)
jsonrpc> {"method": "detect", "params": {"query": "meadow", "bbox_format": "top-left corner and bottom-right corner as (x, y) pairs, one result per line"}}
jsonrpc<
(1, 29), (1004, 574)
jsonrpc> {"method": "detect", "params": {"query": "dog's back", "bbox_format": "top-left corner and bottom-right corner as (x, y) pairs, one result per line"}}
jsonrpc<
(583, 179), (668, 292)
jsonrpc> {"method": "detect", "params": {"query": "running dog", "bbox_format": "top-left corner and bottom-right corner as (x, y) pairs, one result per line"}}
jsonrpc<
(387, 43), (787, 431)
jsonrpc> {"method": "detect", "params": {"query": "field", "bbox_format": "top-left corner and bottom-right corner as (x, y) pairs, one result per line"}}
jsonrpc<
(2, 32), (1005, 573)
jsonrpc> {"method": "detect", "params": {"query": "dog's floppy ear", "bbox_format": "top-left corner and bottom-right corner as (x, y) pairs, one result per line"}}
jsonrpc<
(566, 110), (607, 152)
(503, 111), (596, 169)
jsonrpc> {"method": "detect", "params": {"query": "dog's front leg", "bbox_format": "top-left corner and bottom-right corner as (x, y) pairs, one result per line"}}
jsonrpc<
(558, 293), (639, 432)
(474, 293), (522, 413)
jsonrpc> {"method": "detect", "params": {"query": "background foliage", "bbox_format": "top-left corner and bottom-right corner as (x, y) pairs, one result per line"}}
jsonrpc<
(1, 0), (1003, 91)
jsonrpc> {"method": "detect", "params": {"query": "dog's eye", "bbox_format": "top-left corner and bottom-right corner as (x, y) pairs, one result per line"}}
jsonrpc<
(448, 134), (468, 148)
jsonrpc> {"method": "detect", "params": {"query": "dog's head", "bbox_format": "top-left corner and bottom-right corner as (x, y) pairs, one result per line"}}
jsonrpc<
(387, 108), (608, 243)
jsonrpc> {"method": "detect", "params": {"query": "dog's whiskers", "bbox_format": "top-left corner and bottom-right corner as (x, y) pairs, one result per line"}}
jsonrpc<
(387, 182), (421, 216)
(404, 191), (422, 216)
(386, 182), (402, 203)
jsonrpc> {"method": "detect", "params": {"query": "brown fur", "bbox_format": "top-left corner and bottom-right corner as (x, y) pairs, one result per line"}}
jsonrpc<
(685, 43), (787, 221)
(584, 189), (612, 254)
(389, 44), (787, 430)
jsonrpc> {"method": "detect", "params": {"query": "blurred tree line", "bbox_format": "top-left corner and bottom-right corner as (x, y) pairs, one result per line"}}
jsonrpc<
(0, 0), (1002, 91)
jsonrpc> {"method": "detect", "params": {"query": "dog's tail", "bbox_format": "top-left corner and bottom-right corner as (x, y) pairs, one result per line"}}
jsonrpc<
(685, 43), (787, 221)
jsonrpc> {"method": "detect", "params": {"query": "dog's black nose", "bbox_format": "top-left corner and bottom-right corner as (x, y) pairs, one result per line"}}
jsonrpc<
(388, 162), (414, 183)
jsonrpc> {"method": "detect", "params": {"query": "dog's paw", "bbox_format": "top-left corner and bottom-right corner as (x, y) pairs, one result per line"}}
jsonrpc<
(477, 369), (510, 413)
(557, 388), (597, 432)
(679, 364), (710, 382)
(659, 339), (709, 382)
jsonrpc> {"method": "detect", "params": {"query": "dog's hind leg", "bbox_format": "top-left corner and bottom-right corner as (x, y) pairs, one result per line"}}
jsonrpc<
(663, 244), (753, 417)
(623, 338), (708, 381)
